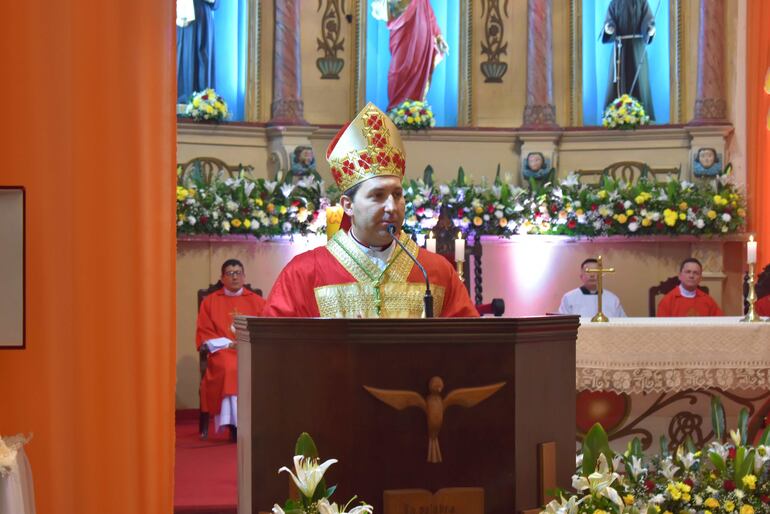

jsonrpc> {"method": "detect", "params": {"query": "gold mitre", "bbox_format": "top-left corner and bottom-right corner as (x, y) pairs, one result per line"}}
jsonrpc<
(326, 102), (406, 192)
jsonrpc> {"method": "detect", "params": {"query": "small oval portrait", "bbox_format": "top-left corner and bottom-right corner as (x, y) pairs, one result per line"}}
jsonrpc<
(693, 147), (722, 177)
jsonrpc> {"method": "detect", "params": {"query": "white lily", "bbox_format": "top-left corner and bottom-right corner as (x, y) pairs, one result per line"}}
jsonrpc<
(676, 446), (697, 470)
(272, 504), (286, 514)
(542, 495), (580, 514)
(730, 429), (742, 447)
(659, 458), (680, 481)
(572, 454), (624, 509)
(264, 180), (278, 194)
(708, 441), (729, 461)
(317, 498), (373, 514)
(627, 455), (646, 480)
(280, 183), (296, 198)
(575, 453), (584, 470)
(561, 173), (580, 187)
(278, 455), (338, 499)
(753, 445), (770, 474)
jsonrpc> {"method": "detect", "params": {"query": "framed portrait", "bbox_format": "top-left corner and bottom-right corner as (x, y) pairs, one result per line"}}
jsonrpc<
(0, 187), (25, 349)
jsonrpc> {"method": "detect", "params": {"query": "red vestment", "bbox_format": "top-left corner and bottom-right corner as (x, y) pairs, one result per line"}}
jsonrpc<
(756, 294), (770, 316)
(263, 231), (478, 318)
(386, 0), (443, 110)
(195, 289), (266, 415)
(657, 287), (723, 317)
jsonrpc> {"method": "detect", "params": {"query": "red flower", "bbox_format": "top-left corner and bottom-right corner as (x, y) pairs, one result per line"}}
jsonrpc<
(605, 219), (613, 226)
(591, 204), (598, 211)
(416, 207), (425, 215)
(420, 109), (427, 115)
(567, 220), (577, 229)
(724, 480), (736, 491)
(644, 480), (656, 492)
(683, 478), (694, 487)
(488, 205), (495, 213)
(656, 222), (665, 230)
(457, 208), (464, 216)
(291, 200), (301, 207)
(200, 215), (209, 224)
(202, 94), (209, 100)
(728, 447), (736, 459)
(760, 495), (770, 504)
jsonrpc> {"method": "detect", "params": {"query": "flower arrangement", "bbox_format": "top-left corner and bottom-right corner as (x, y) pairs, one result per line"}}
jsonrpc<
(546, 398), (770, 514)
(0, 434), (30, 477)
(273, 433), (373, 514)
(387, 99), (436, 130)
(176, 167), (747, 239)
(184, 88), (229, 121)
(602, 95), (650, 130)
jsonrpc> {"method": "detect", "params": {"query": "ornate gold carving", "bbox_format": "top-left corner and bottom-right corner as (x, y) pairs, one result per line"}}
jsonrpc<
(364, 377), (506, 463)
(523, 104), (557, 126)
(480, 0), (509, 83)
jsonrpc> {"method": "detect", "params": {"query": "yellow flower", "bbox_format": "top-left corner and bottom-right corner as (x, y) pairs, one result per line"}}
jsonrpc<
(270, 216), (279, 225)
(473, 216), (483, 226)
(176, 186), (189, 201)
(707, 210), (717, 220)
(678, 213), (686, 221)
(594, 510), (608, 514)
(499, 217), (508, 228)
(635, 194), (646, 204)
(243, 219), (251, 228)
(597, 190), (608, 200)
(626, 209), (634, 216)
(192, 98), (201, 108)
(576, 208), (585, 216)
(214, 101), (224, 111)
(474, 206), (484, 214)
(742, 474), (757, 490)
(679, 201), (688, 211)
(664, 208), (678, 226)
(407, 117), (414, 124)
(623, 494), (635, 505)
(178, 214), (185, 222)
(740, 505), (755, 514)
(615, 213), (628, 224)
(737, 208), (746, 217)
(279, 205), (288, 214)
(255, 198), (264, 206)
(724, 501), (735, 513)
(267, 203), (275, 213)
(682, 493), (691, 502)
(231, 219), (242, 228)
(642, 218), (652, 227)
(397, 109), (405, 116)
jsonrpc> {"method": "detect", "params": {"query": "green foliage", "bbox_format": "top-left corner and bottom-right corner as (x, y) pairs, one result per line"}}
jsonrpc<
(712, 396), (726, 442)
(582, 423), (614, 476)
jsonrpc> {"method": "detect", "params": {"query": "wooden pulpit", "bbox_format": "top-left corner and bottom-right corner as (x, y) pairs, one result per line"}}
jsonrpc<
(236, 317), (578, 514)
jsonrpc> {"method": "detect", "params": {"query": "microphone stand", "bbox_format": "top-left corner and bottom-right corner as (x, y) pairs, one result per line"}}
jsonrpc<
(387, 225), (434, 318)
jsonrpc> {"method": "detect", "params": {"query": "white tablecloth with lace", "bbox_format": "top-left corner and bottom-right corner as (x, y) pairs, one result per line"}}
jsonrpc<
(576, 317), (770, 394)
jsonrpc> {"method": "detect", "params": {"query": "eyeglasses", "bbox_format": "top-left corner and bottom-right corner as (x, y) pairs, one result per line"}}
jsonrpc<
(223, 270), (243, 278)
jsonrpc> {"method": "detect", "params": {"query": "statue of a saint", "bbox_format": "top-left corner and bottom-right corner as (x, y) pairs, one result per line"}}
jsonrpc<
(602, 0), (656, 120)
(177, 0), (218, 104)
(371, 0), (448, 110)
(693, 147), (723, 177)
(522, 152), (553, 182)
(287, 146), (322, 183)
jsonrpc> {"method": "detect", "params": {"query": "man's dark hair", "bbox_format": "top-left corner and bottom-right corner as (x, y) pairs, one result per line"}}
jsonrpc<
(581, 258), (598, 270)
(342, 182), (362, 201)
(679, 257), (702, 272)
(221, 258), (244, 275)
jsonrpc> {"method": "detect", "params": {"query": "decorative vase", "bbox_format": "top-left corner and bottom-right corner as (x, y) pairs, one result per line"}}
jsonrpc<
(480, 61), (508, 83)
(317, 57), (344, 79)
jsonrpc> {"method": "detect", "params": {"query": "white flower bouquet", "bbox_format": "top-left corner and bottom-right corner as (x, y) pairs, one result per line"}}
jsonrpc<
(184, 88), (229, 121)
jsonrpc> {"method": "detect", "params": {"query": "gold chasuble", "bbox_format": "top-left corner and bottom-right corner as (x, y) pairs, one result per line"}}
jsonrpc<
(262, 231), (478, 318)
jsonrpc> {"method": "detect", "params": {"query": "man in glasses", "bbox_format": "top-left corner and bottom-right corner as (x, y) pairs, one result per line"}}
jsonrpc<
(196, 259), (265, 440)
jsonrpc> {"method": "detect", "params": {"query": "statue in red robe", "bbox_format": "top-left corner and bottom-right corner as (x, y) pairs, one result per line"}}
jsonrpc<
(373, 0), (448, 111)
(263, 102), (477, 319)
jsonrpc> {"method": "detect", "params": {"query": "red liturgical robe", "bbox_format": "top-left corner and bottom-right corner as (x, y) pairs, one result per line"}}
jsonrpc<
(657, 287), (723, 317)
(195, 288), (266, 415)
(756, 295), (770, 316)
(263, 231), (478, 318)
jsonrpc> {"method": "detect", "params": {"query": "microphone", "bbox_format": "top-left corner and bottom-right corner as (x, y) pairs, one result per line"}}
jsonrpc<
(387, 224), (433, 318)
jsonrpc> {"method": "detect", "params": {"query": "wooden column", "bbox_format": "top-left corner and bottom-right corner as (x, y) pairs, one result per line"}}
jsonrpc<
(691, 0), (727, 124)
(522, 0), (558, 128)
(269, 0), (307, 125)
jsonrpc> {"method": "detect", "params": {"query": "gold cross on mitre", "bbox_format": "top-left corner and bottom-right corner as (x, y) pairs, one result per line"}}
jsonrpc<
(586, 255), (615, 323)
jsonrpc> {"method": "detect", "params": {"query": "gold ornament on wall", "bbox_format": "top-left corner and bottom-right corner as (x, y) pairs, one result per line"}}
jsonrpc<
(316, 0), (347, 79)
(480, 0), (509, 83)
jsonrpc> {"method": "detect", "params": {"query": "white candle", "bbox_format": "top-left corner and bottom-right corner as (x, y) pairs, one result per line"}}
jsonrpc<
(748, 235), (757, 264)
(425, 231), (436, 253)
(455, 231), (465, 262)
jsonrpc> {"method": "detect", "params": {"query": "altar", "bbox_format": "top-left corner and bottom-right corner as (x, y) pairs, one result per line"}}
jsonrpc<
(575, 317), (770, 451)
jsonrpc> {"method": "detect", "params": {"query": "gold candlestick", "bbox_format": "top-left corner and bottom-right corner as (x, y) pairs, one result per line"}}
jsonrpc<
(455, 260), (464, 282)
(741, 263), (762, 322)
(586, 255), (615, 323)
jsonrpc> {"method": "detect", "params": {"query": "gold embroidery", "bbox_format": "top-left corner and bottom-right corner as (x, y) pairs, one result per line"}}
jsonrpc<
(314, 282), (446, 318)
(321, 231), (437, 318)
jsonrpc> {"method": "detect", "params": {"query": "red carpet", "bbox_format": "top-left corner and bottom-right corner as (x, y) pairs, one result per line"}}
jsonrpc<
(174, 410), (237, 514)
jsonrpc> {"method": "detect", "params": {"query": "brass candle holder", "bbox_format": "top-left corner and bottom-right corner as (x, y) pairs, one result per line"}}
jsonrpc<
(741, 262), (763, 322)
(456, 260), (464, 282)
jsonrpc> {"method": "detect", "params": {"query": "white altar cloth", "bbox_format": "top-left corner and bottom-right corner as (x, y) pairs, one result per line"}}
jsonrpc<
(576, 317), (770, 394)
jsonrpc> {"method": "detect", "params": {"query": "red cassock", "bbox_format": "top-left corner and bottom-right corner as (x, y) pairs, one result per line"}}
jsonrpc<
(756, 295), (770, 316)
(263, 230), (478, 318)
(657, 287), (723, 317)
(386, 0), (443, 110)
(195, 289), (266, 415)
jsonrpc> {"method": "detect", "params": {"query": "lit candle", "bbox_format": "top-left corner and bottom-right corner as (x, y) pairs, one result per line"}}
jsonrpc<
(454, 231), (465, 262)
(425, 231), (436, 253)
(748, 235), (757, 264)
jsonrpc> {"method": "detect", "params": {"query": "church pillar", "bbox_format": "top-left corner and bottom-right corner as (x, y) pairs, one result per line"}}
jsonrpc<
(269, 0), (307, 126)
(522, 0), (558, 128)
(691, 0), (728, 124)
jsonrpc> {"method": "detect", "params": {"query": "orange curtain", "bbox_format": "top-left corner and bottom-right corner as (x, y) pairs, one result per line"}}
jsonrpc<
(747, 0), (770, 269)
(0, 1), (175, 514)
